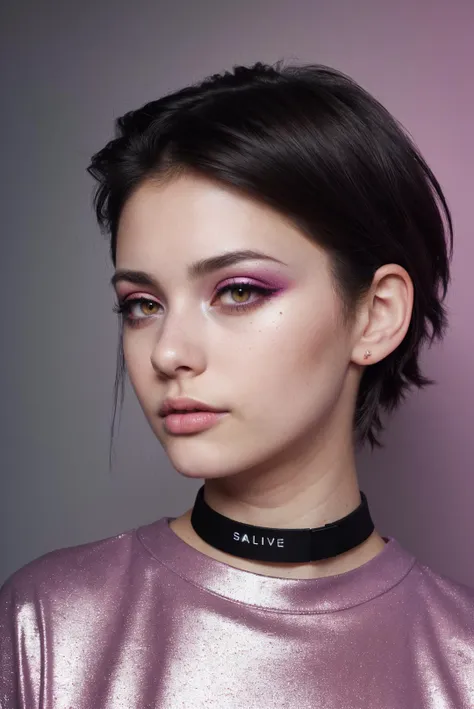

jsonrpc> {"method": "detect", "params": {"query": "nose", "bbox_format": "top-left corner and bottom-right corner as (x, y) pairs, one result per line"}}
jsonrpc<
(150, 305), (207, 379)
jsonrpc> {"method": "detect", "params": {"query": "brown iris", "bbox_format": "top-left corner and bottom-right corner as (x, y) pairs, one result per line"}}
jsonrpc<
(230, 286), (251, 303)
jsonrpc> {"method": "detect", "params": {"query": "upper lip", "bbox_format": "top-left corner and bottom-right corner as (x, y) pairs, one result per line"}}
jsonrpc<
(159, 397), (227, 417)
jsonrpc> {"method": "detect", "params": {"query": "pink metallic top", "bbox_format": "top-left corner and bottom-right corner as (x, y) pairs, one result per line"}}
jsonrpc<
(1, 516), (474, 708)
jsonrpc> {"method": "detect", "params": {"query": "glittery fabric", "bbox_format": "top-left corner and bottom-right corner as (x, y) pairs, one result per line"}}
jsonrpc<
(1, 517), (474, 708)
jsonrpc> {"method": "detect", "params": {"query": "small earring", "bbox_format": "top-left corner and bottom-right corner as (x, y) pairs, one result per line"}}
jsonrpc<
(363, 350), (372, 360)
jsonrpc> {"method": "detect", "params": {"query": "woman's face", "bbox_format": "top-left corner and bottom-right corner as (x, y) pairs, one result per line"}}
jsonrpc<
(114, 173), (360, 481)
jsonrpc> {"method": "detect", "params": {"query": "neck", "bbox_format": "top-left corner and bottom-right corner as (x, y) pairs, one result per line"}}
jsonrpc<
(169, 462), (386, 580)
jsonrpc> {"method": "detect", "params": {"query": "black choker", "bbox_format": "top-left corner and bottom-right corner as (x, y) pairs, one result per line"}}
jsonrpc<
(190, 485), (375, 563)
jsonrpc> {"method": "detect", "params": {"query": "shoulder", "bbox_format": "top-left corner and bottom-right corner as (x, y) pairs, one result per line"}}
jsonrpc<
(0, 524), (139, 608)
(408, 556), (474, 626)
(414, 556), (474, 600)
(0, 522), (165, 701)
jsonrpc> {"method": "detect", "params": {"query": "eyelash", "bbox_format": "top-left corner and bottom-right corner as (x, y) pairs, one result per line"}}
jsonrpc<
(112, 282), (278, 327)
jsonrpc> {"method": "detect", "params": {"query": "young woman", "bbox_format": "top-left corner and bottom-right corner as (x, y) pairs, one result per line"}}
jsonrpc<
(1, 61), (473, 708)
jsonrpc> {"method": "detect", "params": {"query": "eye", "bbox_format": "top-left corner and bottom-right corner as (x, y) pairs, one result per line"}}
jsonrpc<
(214, 281), (279, 312)
(112, 297), (160, 327)
(113, 280), (280, 326)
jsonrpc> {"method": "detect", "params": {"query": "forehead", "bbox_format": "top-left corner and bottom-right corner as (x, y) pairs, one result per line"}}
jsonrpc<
(115, 173), (328, 275)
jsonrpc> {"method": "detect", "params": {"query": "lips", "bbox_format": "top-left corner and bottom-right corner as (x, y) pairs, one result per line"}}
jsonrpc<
(163, 409), (227, 434)
(159, 396), (227, 417)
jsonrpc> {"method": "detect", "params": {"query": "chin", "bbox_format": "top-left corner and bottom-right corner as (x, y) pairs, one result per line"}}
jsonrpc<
(171, 458), (241, 480)
(174, 467), (226, 480)
(165, 446), (251, 481)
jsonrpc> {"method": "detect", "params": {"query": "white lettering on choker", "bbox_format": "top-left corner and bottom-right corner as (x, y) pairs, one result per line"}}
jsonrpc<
(233, 532), (284, 547)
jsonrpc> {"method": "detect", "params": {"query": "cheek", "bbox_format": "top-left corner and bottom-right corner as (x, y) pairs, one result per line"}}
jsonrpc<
(238, 310), (348, 417)
(122, 335), (152, 399)
(269, 308), (343, 371)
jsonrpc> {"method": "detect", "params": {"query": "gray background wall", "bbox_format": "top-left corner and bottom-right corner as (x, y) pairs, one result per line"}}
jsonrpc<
(1, 0), (473, 586)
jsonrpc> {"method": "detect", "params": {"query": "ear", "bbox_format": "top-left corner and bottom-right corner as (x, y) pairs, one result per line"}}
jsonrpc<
(351, 264), (414, 366)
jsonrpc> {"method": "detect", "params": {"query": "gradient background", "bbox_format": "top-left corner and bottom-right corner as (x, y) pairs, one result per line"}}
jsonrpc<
(1, 0), (473, 586)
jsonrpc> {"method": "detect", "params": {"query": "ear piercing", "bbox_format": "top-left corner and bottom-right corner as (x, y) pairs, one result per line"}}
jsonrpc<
(363, 350), (372, 360)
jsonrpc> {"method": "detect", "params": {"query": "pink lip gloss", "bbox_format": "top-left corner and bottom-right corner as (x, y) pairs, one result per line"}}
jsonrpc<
(164, 411), (228, 434)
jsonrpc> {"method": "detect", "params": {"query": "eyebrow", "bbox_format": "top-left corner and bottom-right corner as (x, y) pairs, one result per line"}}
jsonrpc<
(110, 249), (287, 289)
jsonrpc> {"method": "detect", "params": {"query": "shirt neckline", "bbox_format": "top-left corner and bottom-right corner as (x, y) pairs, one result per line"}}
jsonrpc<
(137, 517), (416, 613)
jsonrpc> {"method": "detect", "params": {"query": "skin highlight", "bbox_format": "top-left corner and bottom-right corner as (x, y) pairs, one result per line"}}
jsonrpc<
(113, 172), (414, 579)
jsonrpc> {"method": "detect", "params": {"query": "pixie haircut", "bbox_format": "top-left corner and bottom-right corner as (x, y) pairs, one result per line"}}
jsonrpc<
(87, 61), (453, 463)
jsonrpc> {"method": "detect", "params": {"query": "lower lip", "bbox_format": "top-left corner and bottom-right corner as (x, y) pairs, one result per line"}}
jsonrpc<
(163, 411), (228, 434)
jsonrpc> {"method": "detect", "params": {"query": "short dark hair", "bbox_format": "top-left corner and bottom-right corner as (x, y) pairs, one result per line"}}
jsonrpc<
(87, 60), (453, 467)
